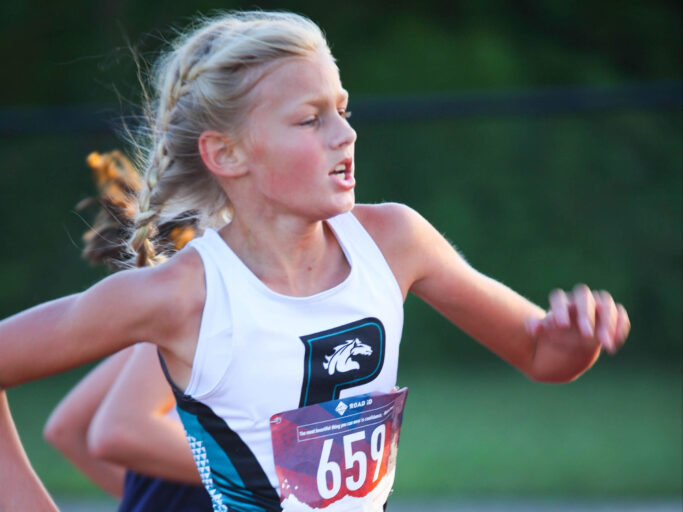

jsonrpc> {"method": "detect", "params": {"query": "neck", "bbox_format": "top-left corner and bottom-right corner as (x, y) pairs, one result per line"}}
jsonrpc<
(218, 212), (349, 297)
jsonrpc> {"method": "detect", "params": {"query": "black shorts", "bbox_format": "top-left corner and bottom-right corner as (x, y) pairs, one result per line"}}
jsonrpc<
(118, 471), (213, 512)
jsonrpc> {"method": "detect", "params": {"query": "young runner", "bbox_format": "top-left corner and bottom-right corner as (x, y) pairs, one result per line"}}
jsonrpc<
(0, 11), (629, 512)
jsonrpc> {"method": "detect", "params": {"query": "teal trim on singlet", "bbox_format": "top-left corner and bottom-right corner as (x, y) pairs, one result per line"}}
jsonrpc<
(157, 350), (280, 511)
(176, 407), (279, 512)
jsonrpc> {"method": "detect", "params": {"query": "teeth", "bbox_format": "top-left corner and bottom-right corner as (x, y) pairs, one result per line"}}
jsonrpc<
(334, 164), (346, 172)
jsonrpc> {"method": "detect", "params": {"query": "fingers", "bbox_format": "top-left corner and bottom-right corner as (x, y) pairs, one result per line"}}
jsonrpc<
(571, 284), (595, 339)
(525, 310), (560, 340)
(556, 284), (630, 355)
(594, 290), (618, 353)
(549, 289), (570, 328)
(524, 315), (544, 338)
(614, 303), (630, 350)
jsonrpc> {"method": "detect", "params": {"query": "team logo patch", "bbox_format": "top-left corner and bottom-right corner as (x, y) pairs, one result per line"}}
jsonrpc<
(323, 338), (373, 375)
(299, 318), (385, 407)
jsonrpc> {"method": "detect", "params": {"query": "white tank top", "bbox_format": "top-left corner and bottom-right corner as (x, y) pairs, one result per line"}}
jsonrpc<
(162, 211), (403, 511)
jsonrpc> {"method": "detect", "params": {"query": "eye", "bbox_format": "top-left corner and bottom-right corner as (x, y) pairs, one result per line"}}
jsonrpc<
(338, 109), (352, 120)
(299, 115), (320, 127)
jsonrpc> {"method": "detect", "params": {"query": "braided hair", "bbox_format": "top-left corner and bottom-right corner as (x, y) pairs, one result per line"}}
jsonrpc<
(127, 11), (329, 267)
(79, 150), (197, 270)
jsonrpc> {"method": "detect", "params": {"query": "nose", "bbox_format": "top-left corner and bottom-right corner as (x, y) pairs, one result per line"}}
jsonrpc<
(329, 115), (357, 150)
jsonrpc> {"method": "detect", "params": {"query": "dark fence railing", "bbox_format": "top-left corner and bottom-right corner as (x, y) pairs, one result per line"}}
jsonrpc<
(0, 80), (680, 136)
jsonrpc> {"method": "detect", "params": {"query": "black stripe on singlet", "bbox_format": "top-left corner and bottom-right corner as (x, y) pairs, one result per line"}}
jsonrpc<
(157, 351), (282, 511)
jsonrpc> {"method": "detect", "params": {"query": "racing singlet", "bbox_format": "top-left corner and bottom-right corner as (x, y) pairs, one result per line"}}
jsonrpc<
(161, 211), (404, 511)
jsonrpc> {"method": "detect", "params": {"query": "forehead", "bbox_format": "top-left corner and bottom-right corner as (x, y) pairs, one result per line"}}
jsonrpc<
(251, 52), (347, 111)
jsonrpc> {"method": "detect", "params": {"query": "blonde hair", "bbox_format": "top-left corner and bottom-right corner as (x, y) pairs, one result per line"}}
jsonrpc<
(129, 11), (330, 267)
(77, 151), (197, 270)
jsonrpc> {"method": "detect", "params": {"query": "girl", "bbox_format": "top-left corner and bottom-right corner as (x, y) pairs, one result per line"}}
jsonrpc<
(0, 10), (629, 512)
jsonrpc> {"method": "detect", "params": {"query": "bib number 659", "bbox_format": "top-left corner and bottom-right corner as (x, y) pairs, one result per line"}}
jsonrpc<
(316, 424), (386, 499)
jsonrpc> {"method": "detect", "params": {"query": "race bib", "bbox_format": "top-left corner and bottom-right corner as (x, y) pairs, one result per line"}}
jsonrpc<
(270, 388), (408, 512)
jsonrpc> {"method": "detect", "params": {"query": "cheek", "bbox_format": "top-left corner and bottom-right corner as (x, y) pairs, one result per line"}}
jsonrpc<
(266, 155), (316, 193)
(264, 139), (325, 185)
(283, 142), (323, 170)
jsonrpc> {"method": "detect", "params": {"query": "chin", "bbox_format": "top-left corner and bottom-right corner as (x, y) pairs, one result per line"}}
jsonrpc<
(335, 195), (355, 215)
(313, 193), (355, 220)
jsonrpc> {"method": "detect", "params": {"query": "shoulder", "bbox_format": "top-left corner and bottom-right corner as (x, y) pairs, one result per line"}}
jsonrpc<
(352, 202), (423, 240)
(110, 246), (204, 305)
(147, 246), (205, 300)
(351, 203), (431, 296)
(352, 202), (432, 254)
(91, 246), (206, 347)
(147, 247), (206, 332)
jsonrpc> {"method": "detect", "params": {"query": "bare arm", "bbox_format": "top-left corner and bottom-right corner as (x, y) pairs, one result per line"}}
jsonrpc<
(87, 343), (202, 485)
(355, 203), (630, 382)
(43, 349), (133, 498)
(0, 391), (59, 512)
(0, 250), (204, 504)
(0, 275), (143, 387)
(0, 255), (201, 389)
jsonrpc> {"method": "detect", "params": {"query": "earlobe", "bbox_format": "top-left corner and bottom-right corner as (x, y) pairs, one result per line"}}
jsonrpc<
(198, 130), (248, 178)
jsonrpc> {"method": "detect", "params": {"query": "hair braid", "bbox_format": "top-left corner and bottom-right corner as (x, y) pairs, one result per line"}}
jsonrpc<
(124, 11), (329, 267)
(79, 150), (196, 270)
(129, 50), (203, 267)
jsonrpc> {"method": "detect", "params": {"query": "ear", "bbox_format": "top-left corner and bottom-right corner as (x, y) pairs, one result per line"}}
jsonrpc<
(198, 130), (248, 178)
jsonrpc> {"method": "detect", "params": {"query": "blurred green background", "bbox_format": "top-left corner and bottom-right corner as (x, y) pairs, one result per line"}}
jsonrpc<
(1, 0), (681, 505)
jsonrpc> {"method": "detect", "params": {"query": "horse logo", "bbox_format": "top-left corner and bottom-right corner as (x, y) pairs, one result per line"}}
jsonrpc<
(322, 338), (373, 375)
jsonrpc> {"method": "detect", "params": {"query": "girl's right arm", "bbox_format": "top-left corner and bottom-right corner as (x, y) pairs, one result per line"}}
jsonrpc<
(0, 257), (199, 389)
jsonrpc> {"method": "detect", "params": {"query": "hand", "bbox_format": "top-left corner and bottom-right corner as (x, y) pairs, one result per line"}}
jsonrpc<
(525, 284), (630, 355)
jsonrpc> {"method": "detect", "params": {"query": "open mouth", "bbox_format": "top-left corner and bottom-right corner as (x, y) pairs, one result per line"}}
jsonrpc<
(328, 158), (355, 190)
(331, 164), (347, 177)
(330, 158), (353, 178)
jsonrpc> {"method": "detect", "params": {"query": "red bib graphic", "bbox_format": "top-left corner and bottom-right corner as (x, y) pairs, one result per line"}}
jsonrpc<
(270, 388), (408, 511)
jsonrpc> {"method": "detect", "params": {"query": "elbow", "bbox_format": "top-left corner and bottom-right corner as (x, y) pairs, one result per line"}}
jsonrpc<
(43, 415), (64, 449)
(87, 421), (131, 462)
(43, 409), (76, 452)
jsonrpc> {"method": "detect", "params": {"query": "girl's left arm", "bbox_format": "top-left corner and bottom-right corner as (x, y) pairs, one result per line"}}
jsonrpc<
(355, 203), (630, 382)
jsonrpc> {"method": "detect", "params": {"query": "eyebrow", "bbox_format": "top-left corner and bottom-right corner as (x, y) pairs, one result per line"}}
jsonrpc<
(301, 89), (349, 107)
